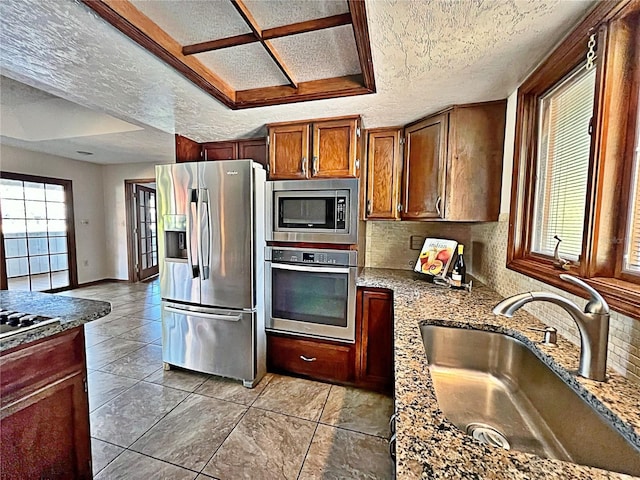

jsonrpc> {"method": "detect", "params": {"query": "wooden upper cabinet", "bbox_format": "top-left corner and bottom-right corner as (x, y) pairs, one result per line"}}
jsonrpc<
(402, 113), (448, 219)
(175, 134), (202, 163)
(238, 139), (267, 167)
(268, 116), (360, 180)
(203, 141), (237, 161)
(268, 124), (310, 179)
(364, 128), (403, 219)
(399, 100), (506, 222)
(312, 118), (359, 178)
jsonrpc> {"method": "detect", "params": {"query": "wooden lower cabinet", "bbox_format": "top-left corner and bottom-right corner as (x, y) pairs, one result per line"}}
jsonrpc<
(267, 287), (394, 392)
(356, 287), (394, 392)
(1, 327), (91, 479)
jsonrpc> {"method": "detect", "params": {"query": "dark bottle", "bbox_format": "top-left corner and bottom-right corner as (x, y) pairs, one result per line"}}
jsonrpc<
(451, 244), (466, 289)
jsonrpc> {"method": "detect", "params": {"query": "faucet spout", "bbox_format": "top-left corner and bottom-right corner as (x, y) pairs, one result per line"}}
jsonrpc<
(492, 275), (610, 382)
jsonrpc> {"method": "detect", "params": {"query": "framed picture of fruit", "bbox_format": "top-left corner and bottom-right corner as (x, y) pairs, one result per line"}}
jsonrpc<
(414, 238), (458, 277)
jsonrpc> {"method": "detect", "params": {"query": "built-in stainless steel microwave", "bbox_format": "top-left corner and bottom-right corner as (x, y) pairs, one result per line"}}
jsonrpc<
(266, 179), (359, 244)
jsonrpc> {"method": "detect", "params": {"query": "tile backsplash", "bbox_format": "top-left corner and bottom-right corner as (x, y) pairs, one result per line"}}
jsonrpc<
(364, 219), (640, 383)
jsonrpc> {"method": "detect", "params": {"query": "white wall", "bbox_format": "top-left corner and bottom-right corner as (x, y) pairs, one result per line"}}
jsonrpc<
(0, 144), (108, 283)
(101, 162), (158, 280)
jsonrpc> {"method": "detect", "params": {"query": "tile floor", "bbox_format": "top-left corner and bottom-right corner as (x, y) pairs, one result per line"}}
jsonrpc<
(60, 279), (394, 479)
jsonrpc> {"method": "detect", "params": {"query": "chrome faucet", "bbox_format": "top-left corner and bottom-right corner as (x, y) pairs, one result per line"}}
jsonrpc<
(492, 274), (610, 381)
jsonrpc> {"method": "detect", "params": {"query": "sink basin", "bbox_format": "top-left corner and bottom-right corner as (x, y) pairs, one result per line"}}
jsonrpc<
(420, 324), (640, 476)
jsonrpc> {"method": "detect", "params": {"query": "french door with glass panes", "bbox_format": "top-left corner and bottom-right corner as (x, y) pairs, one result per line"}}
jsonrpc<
(0, 173), (76, 292)
(136, 185), (158, 280)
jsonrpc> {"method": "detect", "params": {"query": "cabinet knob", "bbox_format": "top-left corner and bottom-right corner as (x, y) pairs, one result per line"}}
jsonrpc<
(300, 355), (317, 362)
(435, 196), (442, 216)
(301, 157), (307, 176)
(366, 200), (372, 216)
(312, 156), (318, 176)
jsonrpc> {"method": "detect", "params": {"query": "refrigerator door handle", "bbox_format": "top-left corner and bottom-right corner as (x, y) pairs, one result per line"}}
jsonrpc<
(187, 188), (199, 278)
(199, 188), (211, 280)
(164, 306), (242, 322)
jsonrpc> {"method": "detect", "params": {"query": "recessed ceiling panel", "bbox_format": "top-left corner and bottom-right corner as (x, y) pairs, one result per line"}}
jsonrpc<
(195, 43), (289, 90)
(130, 0), (251, 45)
(272, 25), (360, 83)
(243, 0), (349, 29)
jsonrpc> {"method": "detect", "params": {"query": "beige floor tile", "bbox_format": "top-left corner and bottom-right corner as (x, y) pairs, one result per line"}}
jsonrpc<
(85, 338), (146, 370)
(91, 438), (124, 476)
(202, 407), (315, 480)
(253, 375), (330, 421)
(298, 424), (393, 480)
(131, 393), (246, 471)
(320, 385), (394, 438)
(99, 344), (162, 380)
(94, 450), (196, 480)
(87, 370), (138, 412)
(117, 321), (162, 343)
(144, 367), (209, 392)
(90, 381), (188, 447)
(138, 304), (161, 321)
(88, 316), (153, 337)
(85, 331), (112, 349)
(195, 373), (273, 406)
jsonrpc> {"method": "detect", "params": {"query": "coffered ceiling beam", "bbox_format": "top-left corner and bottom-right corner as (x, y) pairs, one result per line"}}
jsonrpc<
(229, 0), (298, 89)
(182, 13), (353, 56)
(235, 74), (371, 108)
(348, 0), (376, 92)
(81, 0), (236, 106)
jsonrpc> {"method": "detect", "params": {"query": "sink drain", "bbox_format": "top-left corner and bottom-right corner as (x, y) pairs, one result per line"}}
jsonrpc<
(466, 423), (511, 450)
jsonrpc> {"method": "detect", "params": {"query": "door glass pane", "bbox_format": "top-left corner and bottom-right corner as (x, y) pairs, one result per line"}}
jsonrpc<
(4, 238), (27, 258)
(272, 268), (348, 326)
(23, 182), (45, 200)
(46, 202), (66, 219)
(51, 270), (69, 289)
(6, 257), (28, 277)
(48, 220), (67, 234)
(29, 273), (51, 291)
(29, 255), (49, 275)
(1, 199), (25, 218)
(50, 254), (68, 271)
(26, 220), (48, 237)
(25, 200), (46, 219)
(48, 236), (67, 254)
(28, 237), (49, 255)
(1, 179), (24, 199)
(45, 184), (65, 202)
(532, 65), (596, 260)
(142, 255), (147, 269)
(2, 219), (26, 238)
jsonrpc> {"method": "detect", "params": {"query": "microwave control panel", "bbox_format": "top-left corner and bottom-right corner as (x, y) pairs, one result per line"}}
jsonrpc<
(336, 197), (346, 229)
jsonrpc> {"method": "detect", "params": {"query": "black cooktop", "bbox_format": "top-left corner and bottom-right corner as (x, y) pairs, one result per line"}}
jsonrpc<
(0, 309), (61, 338)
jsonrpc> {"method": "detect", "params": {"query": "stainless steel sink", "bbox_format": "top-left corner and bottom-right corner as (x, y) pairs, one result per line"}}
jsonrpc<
(420, 324), (640, 476)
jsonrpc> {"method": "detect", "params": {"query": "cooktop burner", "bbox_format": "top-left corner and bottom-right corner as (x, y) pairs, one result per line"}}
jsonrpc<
(0, 309), (61, 339)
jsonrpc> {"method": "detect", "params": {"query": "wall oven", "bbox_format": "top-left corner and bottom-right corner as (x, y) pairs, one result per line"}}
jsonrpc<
(266, 178), (358, 244)
(265, 246), (357, 342)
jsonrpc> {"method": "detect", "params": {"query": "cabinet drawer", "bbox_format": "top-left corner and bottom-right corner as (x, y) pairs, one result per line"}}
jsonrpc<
(1, 327), (85, 407)
(267, 334), (355, 383)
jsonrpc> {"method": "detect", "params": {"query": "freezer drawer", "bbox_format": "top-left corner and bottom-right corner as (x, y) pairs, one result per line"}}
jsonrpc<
(161, 302), (261, 387)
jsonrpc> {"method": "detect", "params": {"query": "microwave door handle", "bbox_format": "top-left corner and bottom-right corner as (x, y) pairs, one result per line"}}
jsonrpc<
(164, 306), (241, 322)
(187, 189), (198, 278)
(271, 263), (350, 275)
(199, 188), (211, 280)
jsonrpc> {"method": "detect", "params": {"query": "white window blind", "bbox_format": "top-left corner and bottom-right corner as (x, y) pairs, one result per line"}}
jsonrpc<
(532, 66), (596, 260)
(624, 99), (640, 273)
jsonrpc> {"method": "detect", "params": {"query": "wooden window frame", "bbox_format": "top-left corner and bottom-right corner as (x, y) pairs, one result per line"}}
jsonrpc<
(0, 171), (78, 293)
(508, 0), (640, 320)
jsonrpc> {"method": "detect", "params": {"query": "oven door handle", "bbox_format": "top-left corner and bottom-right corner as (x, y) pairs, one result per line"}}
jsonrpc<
(270, 262), (350, 275)
(164, 306), (241, 322)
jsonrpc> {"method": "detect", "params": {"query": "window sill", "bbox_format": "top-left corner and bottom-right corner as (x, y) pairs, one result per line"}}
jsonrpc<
(507, 257), (640, 321)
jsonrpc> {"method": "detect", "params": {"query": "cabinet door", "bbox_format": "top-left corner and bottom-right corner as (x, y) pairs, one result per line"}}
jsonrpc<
(357, 288), (394, 393)
(269, 124), (310, 179)
(312, 119), (358, 178)
(401, 113), (448, 219)
(175, 134), (202, 163)
(238, 138), (267, 167)
(203, 142), (238, 161)
(1, 372), (90, 479)
(365, 128), (402, 219)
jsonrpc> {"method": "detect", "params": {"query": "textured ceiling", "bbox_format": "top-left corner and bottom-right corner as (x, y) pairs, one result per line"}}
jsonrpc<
(0, 0), (594, 164)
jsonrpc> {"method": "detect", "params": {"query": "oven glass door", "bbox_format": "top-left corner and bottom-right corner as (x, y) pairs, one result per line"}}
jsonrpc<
(268, 262), (356, 342)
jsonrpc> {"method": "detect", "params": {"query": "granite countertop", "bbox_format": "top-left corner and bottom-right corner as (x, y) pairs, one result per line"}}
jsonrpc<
(356, 268), (640, 479)
(0, 290), (111, 353)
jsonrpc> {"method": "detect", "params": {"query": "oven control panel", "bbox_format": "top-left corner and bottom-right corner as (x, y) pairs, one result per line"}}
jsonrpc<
(269, 248), (355, 267)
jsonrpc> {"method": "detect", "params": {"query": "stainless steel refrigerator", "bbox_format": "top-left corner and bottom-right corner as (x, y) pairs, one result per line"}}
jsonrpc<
(155, 160), (266, 387)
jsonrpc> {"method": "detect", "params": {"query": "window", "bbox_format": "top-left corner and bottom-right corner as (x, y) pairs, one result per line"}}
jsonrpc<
(0, 173), (77, 292)
(508, 1), (640, 320)
(532, 65), (596, 260)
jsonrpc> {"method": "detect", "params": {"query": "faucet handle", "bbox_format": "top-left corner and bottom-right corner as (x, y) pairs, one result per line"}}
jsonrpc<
(559, 274), (609, 315)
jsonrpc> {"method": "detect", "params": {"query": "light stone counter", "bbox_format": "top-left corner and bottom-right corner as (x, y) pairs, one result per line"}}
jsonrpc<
(357, 268), (640, 479)
(0, 290), (111, 352)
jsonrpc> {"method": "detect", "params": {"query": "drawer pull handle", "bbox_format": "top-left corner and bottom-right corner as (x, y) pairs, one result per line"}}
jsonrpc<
(300, 355), (317, 362)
